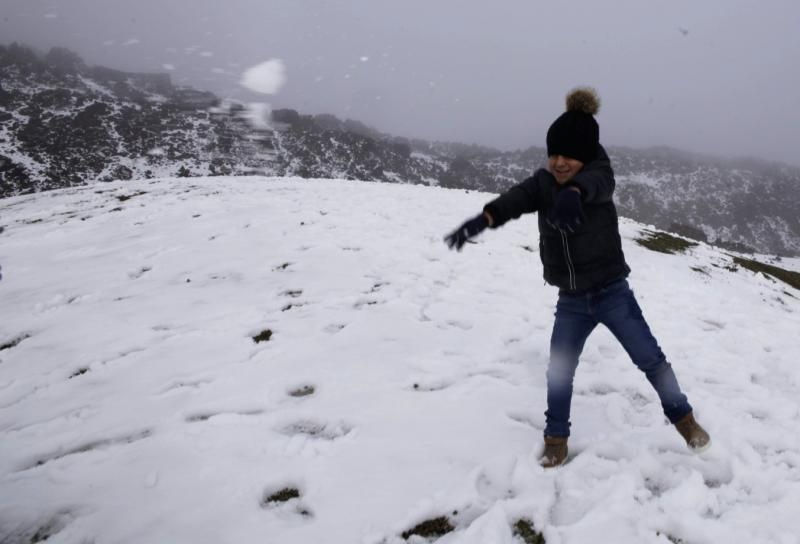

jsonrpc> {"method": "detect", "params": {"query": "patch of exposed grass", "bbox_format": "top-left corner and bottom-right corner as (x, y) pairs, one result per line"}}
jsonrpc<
(401, 516), (454, 540)
(27, 430), (153, 470)
(0, 511), (76, 542)
(28, 513), (73, 543)
(185, 413), (213, 422)
(68, 367), (89, 379)
(252, 329), (273, 343)
(115, 191), (147, 202)
(732, 256), (800, 291)
(513, 519), (546, 544)
(712, 261), (738, 273)
(30, 522), (59, 543)
(262, 487), (300, 506)
(289, 385), (315, 397)
(282, 289), (303, 298)
(635, 230), (698, 255)
(657, 533), (685, 544)
(1, 333), (30, 351)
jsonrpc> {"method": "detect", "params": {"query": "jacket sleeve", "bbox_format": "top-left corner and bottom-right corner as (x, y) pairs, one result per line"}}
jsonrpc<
(569, 144), (615, 204)
(482, 171), (544, 228)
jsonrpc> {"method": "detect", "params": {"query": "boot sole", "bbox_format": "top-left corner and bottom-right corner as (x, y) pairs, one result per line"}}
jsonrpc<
(689, 440), (711, 454)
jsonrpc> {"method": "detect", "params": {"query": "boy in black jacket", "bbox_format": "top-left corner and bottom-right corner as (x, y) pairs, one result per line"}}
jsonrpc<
(445, 88), (709, 467)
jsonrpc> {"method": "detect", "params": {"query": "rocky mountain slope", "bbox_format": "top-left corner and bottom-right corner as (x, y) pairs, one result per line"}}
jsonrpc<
(1, 43), (798, 256)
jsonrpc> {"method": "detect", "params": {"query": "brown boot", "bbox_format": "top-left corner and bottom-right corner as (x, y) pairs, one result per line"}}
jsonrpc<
(674, 411), (711, 453)
(539, 437), (568, 468)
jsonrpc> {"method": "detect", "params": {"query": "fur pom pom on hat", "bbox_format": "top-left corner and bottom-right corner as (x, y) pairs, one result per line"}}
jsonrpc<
(546, 87), (601, 164)
(566, 87), (600, 115)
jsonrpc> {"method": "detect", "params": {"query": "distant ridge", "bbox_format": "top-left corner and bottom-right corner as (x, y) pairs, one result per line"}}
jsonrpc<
(1, 43), (798, 256)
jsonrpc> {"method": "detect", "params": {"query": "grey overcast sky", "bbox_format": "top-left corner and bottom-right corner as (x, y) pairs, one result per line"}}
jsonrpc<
(3, 0), (800, 165)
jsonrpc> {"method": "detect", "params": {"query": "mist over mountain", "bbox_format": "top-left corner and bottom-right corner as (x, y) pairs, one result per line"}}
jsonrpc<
(1, 44), (798, 256)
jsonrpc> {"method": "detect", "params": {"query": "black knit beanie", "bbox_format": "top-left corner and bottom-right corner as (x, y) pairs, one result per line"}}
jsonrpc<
(546, 87), (600, 164)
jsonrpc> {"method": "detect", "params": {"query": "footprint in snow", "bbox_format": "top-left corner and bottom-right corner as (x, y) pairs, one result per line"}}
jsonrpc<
(700, 318), (725, 331)
(185, 409), (265, 423)
(354, 298), (381, 309)
(128, 266), (152, 279)
(441, 319), (473, 331)
(626, 390), (651, 408)
(9, 511), (78, 544)
(596, 343), (619, 357)
(474, 466), (516, 501)
(158, 378), (214, 396)
(410, 379), (453, 392)
(644, 477), (667, 498)
(281, 290), (305, 311)
(279, 420), (353, 441)
(35, 293), (87, 313)
(467, 369), (516, 385)
(367, 281), (389, 294)
(576, 382), (618, 396)
(506, 411), (543, 431)
(18, 429), (153, 472)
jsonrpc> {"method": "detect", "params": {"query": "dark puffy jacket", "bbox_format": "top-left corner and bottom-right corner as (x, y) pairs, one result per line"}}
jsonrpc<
(483, 145), (630, 291)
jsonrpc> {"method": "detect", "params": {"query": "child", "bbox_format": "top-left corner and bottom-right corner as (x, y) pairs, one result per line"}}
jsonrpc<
(444, 88), (710, 468)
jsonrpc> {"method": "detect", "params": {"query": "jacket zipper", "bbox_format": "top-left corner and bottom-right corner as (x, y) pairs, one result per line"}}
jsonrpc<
(560, 230), (577, 290)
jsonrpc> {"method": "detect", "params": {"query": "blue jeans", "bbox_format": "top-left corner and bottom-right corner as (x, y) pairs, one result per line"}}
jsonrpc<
(545, 279), (692, 438)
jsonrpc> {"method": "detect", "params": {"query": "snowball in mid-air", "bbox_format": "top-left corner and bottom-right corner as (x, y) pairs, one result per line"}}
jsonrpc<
(240, 59), (287, 95)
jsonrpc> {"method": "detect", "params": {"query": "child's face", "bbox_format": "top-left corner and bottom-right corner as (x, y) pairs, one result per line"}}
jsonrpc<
(548, 155), (584, 184)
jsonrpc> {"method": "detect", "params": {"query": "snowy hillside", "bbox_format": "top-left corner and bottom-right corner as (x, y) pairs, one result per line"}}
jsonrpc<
(1, 177), (799, 544)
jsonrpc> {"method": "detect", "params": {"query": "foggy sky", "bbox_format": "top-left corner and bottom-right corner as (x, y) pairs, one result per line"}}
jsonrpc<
(4, 0), (800, 166)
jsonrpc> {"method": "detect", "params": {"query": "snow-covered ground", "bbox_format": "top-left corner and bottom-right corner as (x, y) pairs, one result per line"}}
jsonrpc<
(1, 177), (799, 544)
